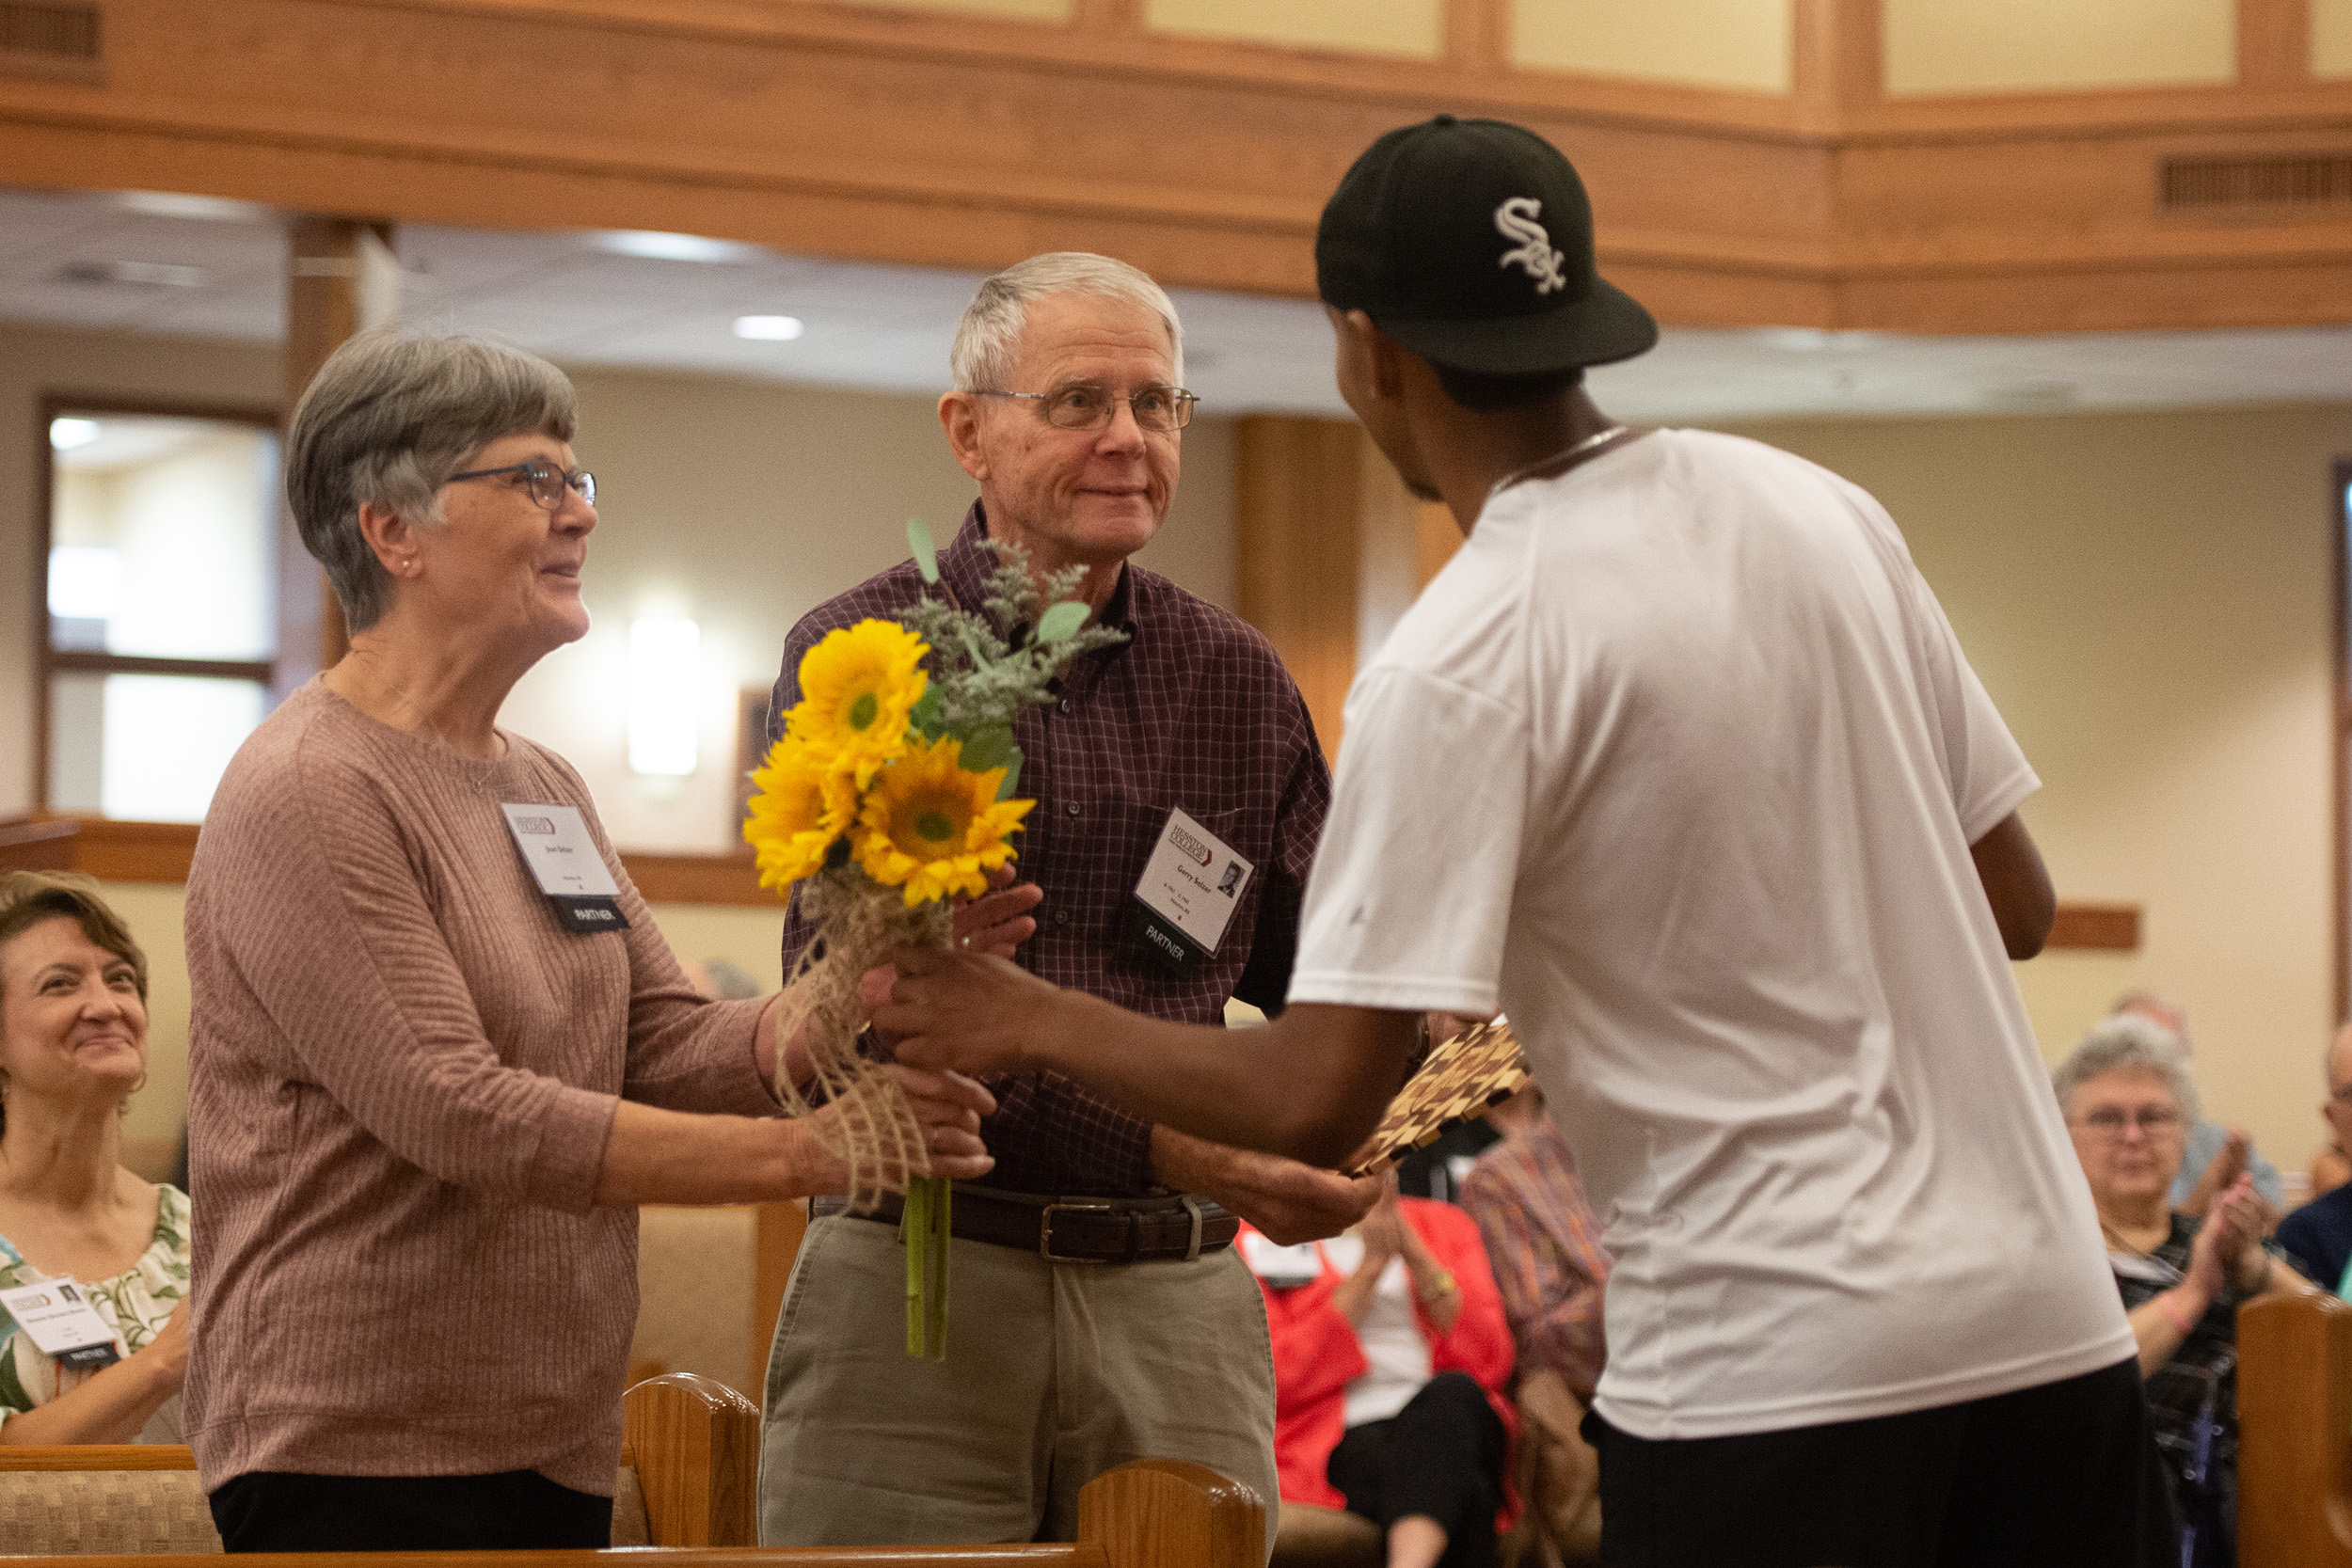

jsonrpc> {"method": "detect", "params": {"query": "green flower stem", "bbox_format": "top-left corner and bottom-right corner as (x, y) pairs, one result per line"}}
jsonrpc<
(904, 1175), (952, 1359)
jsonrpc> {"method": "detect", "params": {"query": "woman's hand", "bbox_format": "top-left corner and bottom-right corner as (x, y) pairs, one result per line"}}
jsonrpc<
(1358, 1179), (1407, 1269)
(134, 1307), (189, 1399)
(2184, 1201), (2233, 1301)
(799, 1066), (999, 1189)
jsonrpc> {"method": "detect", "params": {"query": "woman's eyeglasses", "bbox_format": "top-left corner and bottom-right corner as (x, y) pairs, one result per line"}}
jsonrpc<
(447, 459), (596, 513)
(2074, 1106), (2183, 1137)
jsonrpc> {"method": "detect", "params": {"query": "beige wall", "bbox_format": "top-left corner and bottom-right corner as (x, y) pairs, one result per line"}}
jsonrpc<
(1513, 0), (1794, 94)
(1883, 0), (2236, 95)
(2318, 0), (2352, 76)
(1147, 0), (1442, 57)
(1723, 404), (2352, 1175)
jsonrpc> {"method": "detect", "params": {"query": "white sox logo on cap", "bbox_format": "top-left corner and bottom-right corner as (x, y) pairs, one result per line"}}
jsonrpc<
(1494, 197), (1567, 295)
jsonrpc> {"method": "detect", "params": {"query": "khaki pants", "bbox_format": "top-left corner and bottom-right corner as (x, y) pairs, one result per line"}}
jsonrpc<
(757, 1212), (1279, 1548)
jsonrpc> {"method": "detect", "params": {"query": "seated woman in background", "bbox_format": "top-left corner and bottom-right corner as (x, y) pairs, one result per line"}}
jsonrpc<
(2056, 1015), (2317, 1568)
(1244, 1170), (1516, 1568)
(0, 872), (187, 1444)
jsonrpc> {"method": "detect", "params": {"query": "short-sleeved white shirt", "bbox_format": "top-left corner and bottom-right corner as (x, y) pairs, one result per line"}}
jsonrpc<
(1288, 430), (2134, 1439)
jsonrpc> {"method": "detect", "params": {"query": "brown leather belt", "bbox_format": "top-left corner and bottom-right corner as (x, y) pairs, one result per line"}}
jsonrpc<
(813, 1186), (1239, 1264)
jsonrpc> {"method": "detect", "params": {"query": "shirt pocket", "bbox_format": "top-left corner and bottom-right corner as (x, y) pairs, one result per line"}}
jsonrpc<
(1098, 800), (1261, 974)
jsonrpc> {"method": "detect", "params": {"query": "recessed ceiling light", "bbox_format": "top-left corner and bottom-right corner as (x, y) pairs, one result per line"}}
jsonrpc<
(591, 230), (763, 264)
(56, 260), (208, 288)
(733, 315), (804, 341)
(115, 191), (275, 224)
(48, 418), (100, 451)
(1755, 326), (1884, 354)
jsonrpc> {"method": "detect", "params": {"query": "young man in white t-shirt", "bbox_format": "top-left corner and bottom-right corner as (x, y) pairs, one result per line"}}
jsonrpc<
(884, 117), (2164, 1565)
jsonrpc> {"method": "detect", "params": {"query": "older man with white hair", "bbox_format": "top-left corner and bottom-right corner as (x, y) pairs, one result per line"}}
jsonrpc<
(755, 253), (1357, 1546)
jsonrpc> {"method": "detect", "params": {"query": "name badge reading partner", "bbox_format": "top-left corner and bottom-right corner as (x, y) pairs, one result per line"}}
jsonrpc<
(1129, 808), (1254, 974)
(500, 803), (630, 934)
(0, 1277), (123, 1370)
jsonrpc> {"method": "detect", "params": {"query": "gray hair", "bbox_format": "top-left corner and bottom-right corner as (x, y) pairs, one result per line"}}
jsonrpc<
(287, 325), (577, 634)
(2052, 1014), (2202, 1127)
(948, 253), (1184, 394)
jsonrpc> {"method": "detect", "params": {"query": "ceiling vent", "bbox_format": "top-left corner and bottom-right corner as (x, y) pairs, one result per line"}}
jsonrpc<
(0, 1), (100, 81)
(2160, 154), (2352, 213)
(56, 260), (207, 288)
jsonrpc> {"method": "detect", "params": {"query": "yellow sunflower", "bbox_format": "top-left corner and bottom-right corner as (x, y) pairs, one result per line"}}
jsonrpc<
(787, 620), (929, 785)
(855, 736), (1033, 906)
(742, 734), (859, 892)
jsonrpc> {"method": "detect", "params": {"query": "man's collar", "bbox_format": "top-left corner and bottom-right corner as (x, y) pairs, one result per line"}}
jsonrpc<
(946, 501), (1137, 638)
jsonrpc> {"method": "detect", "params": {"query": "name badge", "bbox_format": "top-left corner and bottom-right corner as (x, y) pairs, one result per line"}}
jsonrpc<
(500, 804), (630, 934)
(1238, 1232), (1323, 1290)
(1129, 808), (1253, 974)
(0, 1278), (122, 1370)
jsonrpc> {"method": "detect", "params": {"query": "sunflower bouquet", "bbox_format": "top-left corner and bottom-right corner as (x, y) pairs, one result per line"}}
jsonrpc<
(743, 520), (1124, 1356)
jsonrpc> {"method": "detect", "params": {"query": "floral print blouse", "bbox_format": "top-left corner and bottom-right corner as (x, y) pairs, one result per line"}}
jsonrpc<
(0, 1183), (190, 1443)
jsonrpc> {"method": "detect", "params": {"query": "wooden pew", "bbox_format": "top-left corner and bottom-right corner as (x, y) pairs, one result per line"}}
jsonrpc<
(0, 1375), (763, 1553)
(0, 1438), (1261, 1568)
(2238, 1290), (2352, 1568)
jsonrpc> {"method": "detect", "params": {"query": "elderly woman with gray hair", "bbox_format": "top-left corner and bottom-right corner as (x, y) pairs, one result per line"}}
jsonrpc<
(2055, 1015), (2315, 1566)
(183, 327), (1031, 1551)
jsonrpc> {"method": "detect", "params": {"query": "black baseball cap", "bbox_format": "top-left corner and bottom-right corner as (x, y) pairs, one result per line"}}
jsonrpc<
(1316, 116), (1658, 375)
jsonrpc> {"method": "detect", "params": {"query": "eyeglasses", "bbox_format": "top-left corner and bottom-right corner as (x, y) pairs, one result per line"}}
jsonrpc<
(976, 383), (1198, 434)
(2074, 1106), (2184, 1137)
(446, 459), (596, 512)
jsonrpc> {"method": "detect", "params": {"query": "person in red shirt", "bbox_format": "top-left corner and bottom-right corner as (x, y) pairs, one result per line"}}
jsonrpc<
(1246, 1174), (1518, 1568)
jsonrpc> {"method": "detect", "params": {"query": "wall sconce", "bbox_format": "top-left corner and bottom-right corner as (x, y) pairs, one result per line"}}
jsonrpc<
(628, 617), (701, 776)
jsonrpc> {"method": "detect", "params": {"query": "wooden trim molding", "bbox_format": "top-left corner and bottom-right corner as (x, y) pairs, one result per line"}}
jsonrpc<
(0, 816), (2146, 950)
(2044, 901), (2142, 954)
(0, 816), (779, 905)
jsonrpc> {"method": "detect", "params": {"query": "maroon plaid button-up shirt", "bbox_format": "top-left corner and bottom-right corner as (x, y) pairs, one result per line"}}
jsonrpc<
(771, 503), (1331, 1196)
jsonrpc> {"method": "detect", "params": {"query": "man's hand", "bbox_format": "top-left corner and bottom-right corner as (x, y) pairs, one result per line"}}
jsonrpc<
(948, 875), (1045, 959)
(1150, 1126), (1378, 1244)
(881, 946), (1095, 1077)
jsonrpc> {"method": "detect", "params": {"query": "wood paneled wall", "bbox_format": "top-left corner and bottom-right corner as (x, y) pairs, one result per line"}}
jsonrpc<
(0, 0), (2346, 333)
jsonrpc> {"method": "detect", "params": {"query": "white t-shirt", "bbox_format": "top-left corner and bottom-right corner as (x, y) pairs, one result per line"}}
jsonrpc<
(1318, 1233), (1436, 1428)
(1288, 430), (2134, 1440)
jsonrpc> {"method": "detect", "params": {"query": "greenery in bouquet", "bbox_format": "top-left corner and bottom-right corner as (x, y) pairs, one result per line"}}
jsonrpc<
(740, 519), (1125, 1354)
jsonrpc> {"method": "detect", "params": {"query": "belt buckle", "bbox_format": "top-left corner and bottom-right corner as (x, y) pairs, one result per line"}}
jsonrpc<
(1040, 1200), (1119, 1264)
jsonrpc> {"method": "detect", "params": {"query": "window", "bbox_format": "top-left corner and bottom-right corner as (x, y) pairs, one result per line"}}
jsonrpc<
(40, 401), (282, 823)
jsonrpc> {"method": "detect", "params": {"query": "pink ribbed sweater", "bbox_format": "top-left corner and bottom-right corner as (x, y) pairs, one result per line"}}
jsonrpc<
(183, 681), (775, 1496)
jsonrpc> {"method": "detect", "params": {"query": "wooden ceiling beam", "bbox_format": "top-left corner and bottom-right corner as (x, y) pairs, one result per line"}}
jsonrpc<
(0, 0), (2346, 333)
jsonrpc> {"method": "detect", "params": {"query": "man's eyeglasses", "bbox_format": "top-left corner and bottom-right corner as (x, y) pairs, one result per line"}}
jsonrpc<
(2074, 1106), (2184, 1137)
(976, 383), (1198, 434)
(447, 459), (596, 513)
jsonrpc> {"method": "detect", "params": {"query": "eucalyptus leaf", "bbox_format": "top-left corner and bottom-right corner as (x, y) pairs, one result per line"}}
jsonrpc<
(995, 744), (1025, 801)
(908, 686), (946, 739)
(960, 724), (1018, 775)
(908, 517), (940, 585)
(1035, 600), (1089, 644)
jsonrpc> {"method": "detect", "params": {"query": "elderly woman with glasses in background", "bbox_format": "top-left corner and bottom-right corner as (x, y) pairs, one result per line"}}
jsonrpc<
(2054, 1014), (2316, 1567)
(183, 327), (1033, 1553)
